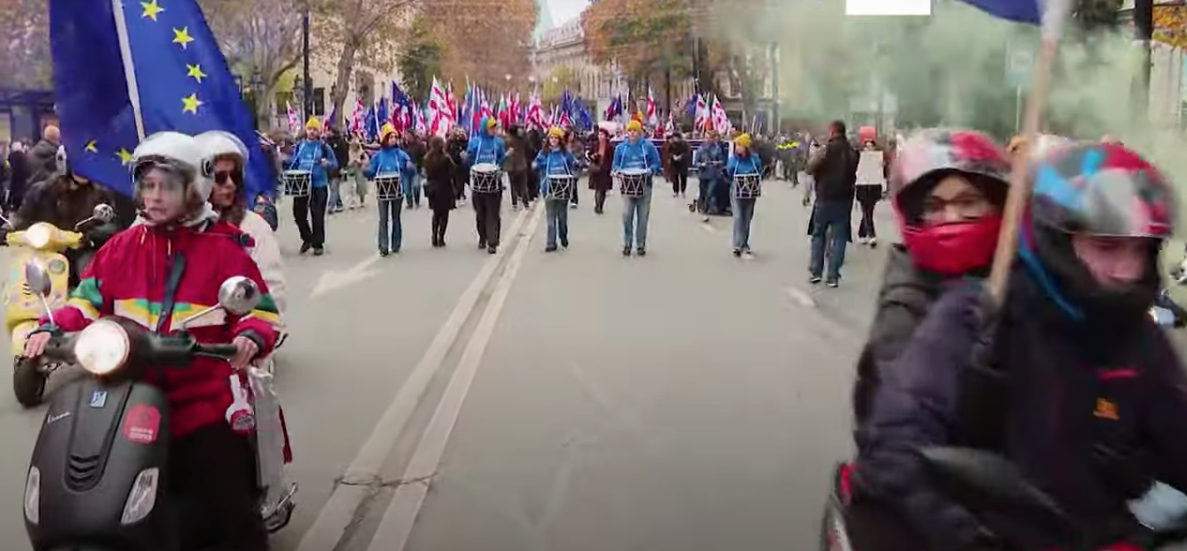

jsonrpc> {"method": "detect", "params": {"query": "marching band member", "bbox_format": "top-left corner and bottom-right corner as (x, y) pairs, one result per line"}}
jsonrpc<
(284, 116), (338, 256)
(466, 117), (507, 254)
(694, 131), (727, 222)
(726, 133), (762, 258)
(533, 127), (579, 252)
(364, 123), (416, 256)
(611, 119), (662, 257)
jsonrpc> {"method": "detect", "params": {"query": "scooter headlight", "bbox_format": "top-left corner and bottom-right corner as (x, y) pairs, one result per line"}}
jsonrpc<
(24, 223), (53, 249)
(75, 320), (130, 376)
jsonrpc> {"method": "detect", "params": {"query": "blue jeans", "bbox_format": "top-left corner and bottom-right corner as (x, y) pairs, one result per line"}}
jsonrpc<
(402, 173), (423, 207)
(731, 196), (756, 250)
(329, 177), (343, 210)
(706, 177), (723, 212)
(809, 200), (851, 280)
(545, 198), (569, 247)
(622, 186), (653, 249)
(377, 199), (403, 253)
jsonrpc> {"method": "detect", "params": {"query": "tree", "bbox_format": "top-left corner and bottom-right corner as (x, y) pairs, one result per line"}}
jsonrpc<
(1154, 4), (1187, 50)
(422, 0), (537, 88)
(198, 0), (305, 125)
(582, 0), (694, 91)
(396, 16), (443, 100)
(0, 0), (50, 89)
(313, 0), (420, 128)
(542, 66), (577, 103)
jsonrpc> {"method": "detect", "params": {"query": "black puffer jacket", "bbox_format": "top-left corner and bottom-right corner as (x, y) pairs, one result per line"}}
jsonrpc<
(852, 245), (948, 435)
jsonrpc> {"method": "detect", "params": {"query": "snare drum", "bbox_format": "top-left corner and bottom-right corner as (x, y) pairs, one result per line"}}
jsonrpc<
(733, 173), (762, 199)
(471, 163), (503, 194)
(617, 168), (650, 198)
(374, 173), (402, 202)
(545, 175), (575, 200)
(282, 170), (311, 197)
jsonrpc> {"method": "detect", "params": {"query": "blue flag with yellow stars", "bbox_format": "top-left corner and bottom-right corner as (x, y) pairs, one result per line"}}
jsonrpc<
(49, 0), (273, 199)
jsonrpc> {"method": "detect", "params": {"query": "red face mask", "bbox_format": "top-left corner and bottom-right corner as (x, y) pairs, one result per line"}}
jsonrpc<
(900, 215), (1003, 276)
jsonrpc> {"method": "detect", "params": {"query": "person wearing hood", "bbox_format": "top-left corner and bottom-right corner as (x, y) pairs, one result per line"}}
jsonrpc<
(284, 116), (338, 256)
(726, 133), (763, 258)
(533, 127), (578, 252)
(611, 119), (662, 257)
(364, 123), (416, 256)
(465, 116), (507, 254)
(23, 131), (282, 551)
(695, 131), (728, 221)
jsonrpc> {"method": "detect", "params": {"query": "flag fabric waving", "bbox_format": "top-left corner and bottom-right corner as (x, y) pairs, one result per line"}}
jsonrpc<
(957, 0), (1040, 24)
(49, 0), (272, 199)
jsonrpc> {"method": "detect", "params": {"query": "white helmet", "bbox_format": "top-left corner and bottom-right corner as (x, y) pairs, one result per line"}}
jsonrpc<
(195, 130), (249, 166)
(132, 131), (213, 200)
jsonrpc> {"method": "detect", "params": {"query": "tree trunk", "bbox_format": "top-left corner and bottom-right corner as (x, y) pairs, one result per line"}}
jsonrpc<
(330, 40), (360, 129)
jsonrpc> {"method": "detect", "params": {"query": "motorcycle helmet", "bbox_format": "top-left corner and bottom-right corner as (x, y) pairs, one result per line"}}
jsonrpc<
(1021, 141), (1177, 322)
(889, 129), (1011, 275)
(195, 131), (248, 196)
(131, 131), (211, 211)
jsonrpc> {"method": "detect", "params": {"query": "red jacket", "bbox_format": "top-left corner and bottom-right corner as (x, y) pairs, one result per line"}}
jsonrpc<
(44, 220), (281, 437)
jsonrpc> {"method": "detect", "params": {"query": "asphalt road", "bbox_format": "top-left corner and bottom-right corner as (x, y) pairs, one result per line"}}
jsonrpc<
(0, 179), (905, 550)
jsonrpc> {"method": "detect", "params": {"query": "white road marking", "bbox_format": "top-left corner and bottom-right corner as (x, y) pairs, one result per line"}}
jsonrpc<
(365, 199), (545, 551)
(784, 285), (817, 308)
(308, 254), (383, 299)
(294, 206), (533, 551)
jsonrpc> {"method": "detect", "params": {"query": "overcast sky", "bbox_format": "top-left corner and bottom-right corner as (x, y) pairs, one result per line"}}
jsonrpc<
(548, 0), (588, 23)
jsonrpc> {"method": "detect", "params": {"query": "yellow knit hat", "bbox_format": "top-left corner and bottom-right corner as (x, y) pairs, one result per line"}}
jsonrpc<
(626, 120), (643, 132)
(734, 133), (752, 149)
(380, 123), (397, 142)
(305, 116), (321, 129)
(547, 126), (565, 139)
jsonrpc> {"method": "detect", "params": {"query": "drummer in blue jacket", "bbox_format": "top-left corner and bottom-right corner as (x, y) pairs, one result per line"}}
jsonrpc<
(285, 116), (339, 255)
(465, 117), (507, 254)
(611, 119), (662, 257)
(533, 127), (579, 252)
(695, 132), (727, 220)
(725, 133), (762, 258)
(364, 123), (416, 256)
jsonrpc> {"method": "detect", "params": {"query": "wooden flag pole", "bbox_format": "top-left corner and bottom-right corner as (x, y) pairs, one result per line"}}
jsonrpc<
(986, 37), (1059, 305)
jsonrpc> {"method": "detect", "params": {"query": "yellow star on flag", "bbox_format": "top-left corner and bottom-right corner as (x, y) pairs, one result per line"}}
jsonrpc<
(84, 140), (98, 153)
(185, 63), (206, 83)
(172, 27), (194, 49)
(182, 93), (202, 114)
(141, 0), (164, 21)
(117, 148), (134, 166)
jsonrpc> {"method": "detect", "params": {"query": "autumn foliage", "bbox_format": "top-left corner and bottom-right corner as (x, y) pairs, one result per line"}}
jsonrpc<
(1154, 4), (1187, 50)
(0, 0), (50, 89)
(421, 0), (538, 87)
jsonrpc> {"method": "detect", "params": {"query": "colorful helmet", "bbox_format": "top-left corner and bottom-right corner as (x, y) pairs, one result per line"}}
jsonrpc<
(1030, 142), (1175, 240)
(889, 129), (1010, 220)
(1021, 142), (1177, 322)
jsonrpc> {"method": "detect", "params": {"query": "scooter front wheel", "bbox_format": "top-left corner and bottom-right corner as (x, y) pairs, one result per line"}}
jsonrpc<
(13, 356), (46, 408)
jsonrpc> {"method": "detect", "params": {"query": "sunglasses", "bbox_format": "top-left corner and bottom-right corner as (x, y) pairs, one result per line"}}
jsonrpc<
(214, 171), (237, 185)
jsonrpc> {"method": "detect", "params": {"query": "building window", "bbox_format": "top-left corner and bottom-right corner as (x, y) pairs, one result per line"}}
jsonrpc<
(313, 87), (326, 116)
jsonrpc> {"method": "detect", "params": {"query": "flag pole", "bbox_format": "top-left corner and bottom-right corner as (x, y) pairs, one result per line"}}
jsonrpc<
(985, 0), (1071, 305)
(109, 0), (146, 140)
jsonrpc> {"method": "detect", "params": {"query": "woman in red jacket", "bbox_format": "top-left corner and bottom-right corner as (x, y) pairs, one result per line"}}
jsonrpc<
(24, 131), (282, 551)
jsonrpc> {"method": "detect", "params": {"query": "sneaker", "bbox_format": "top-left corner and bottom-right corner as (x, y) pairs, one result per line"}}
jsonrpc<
(809, 275), (822, 284)
(560, 239), (569, 248)
(868, 238), (878, 248)
(545, 245), (558, 252)
(313, 247), (325, 256)
(742, 250), (755, 259)
(636, 248), (646, 257)
(380, 250), (389, 257)
(478, 241), (487, 250)
(622, 246), (632, 257)
(825, 279), (839, 288)
(487, 245), (497, 254)
(733, 248), (742, 257)
(299, 242), (312, 255)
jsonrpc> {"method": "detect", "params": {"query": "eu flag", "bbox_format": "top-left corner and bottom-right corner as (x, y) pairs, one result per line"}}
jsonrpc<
(958, 0), (1041, 24)
(49, 0), (273, 199)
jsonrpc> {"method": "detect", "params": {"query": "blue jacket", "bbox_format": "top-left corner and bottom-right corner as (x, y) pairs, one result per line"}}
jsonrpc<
(726, 153), (761, 178)
(695, 142), (726, 182)
(363, 145), (416, 183)
(855, 269), (1187, 549)
(611, 138), (661, 176)
(285, 139), (338, 189)
(466, 117), (506, 167)
(533, 149), (577, 196)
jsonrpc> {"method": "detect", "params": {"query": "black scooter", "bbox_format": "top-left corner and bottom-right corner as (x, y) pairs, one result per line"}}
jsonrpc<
(821, 449), (1187, 551)
(20, 264), (295, 551)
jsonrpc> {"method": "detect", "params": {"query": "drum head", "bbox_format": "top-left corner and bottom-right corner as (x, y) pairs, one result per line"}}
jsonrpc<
(622, 168), (649, 176)
(284, 170), (310, 177)
(473, 163), (498, 173)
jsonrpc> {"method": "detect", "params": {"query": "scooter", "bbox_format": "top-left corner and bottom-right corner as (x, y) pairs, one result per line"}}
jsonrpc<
(2, 204), (116, 407)
(20, 265), (296, 551)
(1150, 258), (1187, 327)
(821, 450), (1187, 551)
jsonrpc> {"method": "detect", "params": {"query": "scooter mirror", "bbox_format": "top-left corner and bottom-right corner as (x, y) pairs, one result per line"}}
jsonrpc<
(217, 276), (260, 316)
(1151, 306), (1176, 327)
(92, 204), (115, 223)
(24, 262), (51, 298)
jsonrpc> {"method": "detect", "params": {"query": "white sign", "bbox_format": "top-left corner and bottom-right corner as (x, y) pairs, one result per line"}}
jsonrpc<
(856, 151), (885, 186)
(847, 0), (931, 16)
